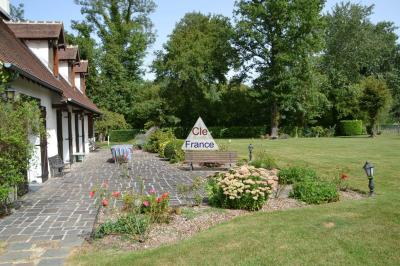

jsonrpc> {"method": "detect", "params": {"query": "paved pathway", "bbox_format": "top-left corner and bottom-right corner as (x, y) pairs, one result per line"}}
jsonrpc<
(0, 149), (214, 265)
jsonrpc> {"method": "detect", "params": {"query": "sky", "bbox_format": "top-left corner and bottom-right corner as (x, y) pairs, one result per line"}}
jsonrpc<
(12, 0), (400, 80)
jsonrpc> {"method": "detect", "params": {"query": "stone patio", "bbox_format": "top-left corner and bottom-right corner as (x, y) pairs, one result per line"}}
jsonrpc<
(0, 149), (215, 265)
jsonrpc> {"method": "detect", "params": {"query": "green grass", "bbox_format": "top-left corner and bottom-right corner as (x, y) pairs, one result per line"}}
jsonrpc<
(70, 135), (400, 266)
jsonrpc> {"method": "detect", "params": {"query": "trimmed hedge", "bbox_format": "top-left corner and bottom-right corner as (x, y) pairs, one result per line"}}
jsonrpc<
(109, 129), (142, 142)
(164, 139), (184, 162)
(171, 126), (266, 139)
(339, 120), (363, 136)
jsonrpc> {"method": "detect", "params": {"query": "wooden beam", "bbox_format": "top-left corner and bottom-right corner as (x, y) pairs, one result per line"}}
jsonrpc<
(53, 45), (59, 77)
(68, 111), (73, 164)
(81, 114), (85, 153)
(56, 110), (63, 159)
(75, 113), (79, 153)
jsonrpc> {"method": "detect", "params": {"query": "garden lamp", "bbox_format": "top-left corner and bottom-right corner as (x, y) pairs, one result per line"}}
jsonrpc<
(248, 144), (254, 161)
(363, 161), (375, 196)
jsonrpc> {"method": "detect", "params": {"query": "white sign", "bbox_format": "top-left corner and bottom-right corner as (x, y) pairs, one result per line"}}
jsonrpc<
(182, 117), (219, 151)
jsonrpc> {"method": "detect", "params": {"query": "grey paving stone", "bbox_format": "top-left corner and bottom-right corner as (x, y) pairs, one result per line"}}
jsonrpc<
(0, 149), (218, 264)
(6, 242), (32, 251)
(42, 248), (71, 258)
(0, 251), (33, 261)
(37, 258), (65, 266)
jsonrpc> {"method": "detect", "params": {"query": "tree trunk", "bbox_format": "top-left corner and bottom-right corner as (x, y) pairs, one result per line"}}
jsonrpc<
(369, 118), (376, 138)
(270, 102), (279, 139)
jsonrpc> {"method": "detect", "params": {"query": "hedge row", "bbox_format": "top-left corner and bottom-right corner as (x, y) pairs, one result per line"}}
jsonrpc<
(171, 126), (267, 139)
(109, 129), (142, 142)
(339, 120), (363, 136)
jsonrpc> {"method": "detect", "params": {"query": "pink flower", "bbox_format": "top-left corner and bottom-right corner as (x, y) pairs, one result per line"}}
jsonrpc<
(148, 188), (156, 194)
(112, 191), (121, 198)
(143, 200), (150, 207)
(89, 191), (95, 199)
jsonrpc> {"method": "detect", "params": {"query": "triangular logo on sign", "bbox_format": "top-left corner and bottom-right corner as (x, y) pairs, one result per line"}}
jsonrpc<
(182, 117), (219, 151)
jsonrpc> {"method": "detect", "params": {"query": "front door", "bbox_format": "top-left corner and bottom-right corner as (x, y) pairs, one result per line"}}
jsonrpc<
(40, 107), (49, 182)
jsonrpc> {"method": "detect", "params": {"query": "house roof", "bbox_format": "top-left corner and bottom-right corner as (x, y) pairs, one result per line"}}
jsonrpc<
(0, 19), (62, 93)
(6, 21), (65, 44)
(58, 76), (100, 113)
(59, 46), (79, 61)
(0, 20), (100, 114)
(74, 60), (88, 73)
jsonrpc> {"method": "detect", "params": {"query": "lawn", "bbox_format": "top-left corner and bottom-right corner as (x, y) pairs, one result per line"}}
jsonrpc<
(70, 135), (400, 266)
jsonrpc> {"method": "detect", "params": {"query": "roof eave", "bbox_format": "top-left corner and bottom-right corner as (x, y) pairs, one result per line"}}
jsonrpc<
(67, 98), (101, 115)
(5, 63), (63, 94)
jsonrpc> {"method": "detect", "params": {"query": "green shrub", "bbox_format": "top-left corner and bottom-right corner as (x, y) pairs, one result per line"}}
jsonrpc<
(207, 170), (272, 211)
(163, 139), (184, 162)
(0, 100), (44, 214)
(94, 213), (150, 239)
(249, 151), (277, 169)
(109, 129), (142, 142)
(278, 167), (317, 184)
(144, 129), (175, 154)
(339, 120), (363, 136)
(290, 179), (339, 204)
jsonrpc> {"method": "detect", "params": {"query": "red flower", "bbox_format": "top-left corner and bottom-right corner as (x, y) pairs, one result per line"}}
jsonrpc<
(340, 173), (349, 180)
(89, 191), (95, 199)
(161, 192), (169, 199)
(156, 197), (162, 203)
(112, 191), (121, 198)
(101, 199), (109, 207)
(143, 200), (150, 207)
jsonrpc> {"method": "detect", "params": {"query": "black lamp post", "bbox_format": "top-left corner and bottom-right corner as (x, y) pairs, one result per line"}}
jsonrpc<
(363, 161), (375, 196)
(248, 144), (254, 161)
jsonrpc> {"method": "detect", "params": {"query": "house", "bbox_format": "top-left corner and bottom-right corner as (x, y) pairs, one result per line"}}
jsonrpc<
(0, 0), (101, 184)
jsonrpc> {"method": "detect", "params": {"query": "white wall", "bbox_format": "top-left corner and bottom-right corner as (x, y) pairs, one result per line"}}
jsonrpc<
(25, 40), (52, 71)
(10, 78), (61, 183)
(75, 75), (81, 91)
(61, 111), (70, 163)
(0, 0), (10, 15)
(59, 61), (70, 84)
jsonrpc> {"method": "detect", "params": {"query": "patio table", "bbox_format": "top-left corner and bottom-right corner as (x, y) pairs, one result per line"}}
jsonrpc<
(110, 144), (133, 163)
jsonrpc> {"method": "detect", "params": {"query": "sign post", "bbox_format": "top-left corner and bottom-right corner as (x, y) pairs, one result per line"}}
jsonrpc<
(182, 117), (219, 151)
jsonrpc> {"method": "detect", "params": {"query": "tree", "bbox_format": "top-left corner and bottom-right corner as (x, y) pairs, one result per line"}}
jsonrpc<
(75, 0), (156, 123)
(65, 21), (99, 99)
(323, 2), (399, 122)
(10, 3), (24, 21)
(359, 77), (391, 137)
(234, 0), (325, 138)
(153, 12), (237, 127)
(95, 109), (129, 141)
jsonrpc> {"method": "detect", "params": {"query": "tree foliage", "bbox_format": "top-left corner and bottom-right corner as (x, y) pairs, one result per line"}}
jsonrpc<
(323, 2), (399, 122)
(153, 12), (237, 127)
(95, 109), (129, 140)
(10, 3), (24, 21)
(73, 0), (156, 126)
(359, 77), (391, 136)
(234, 0), (325, 137)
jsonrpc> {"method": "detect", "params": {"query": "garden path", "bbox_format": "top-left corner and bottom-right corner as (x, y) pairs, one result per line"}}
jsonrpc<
(0, 149), (214, 265)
